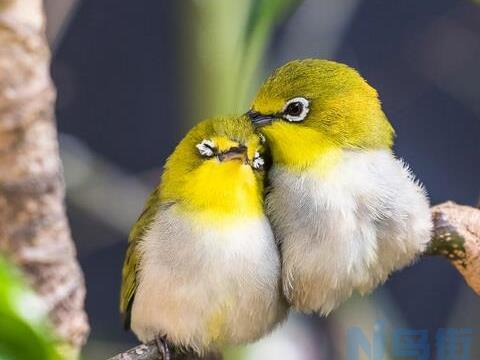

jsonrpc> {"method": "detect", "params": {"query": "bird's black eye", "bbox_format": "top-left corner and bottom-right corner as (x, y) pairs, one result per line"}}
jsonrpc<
(285, 102), (303, 116)
(282, 97), (310, 122)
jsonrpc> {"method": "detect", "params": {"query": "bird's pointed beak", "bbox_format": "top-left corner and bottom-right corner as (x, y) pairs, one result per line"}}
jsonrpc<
(247, 110), (276, 127)
(217, 145), (248, 163)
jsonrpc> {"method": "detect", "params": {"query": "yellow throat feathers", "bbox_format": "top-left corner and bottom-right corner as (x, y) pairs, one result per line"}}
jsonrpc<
(179, 159), (263, 221)
(160, 141), (264, 222)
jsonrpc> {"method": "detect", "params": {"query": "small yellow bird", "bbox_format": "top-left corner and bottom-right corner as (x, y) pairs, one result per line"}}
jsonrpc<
(247, 59), (432, 315)
(120, 115), (287, 356)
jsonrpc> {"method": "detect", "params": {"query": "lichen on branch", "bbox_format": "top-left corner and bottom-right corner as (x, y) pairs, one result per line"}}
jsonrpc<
(427, 202), (480, 295)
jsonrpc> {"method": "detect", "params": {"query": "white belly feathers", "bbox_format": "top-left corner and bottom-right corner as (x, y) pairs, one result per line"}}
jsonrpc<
(131, 206), (287, 353)
(266, 149), (432, 314)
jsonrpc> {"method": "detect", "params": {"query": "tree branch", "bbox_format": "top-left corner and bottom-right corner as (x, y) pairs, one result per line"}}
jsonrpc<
(107, 341), (222, 360)
(426, 201), (480, 294)
(107, 342), (162, 360)
(109, 201), (480, 359)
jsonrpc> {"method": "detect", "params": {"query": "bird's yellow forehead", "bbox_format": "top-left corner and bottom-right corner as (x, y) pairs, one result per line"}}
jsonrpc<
(206, 134), (263, 162)
(210, 136), (239, 153)
(252, 95), (285, 115)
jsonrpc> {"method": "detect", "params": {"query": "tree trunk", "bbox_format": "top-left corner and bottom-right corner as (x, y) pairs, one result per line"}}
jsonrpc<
(0, 0), (89, 355)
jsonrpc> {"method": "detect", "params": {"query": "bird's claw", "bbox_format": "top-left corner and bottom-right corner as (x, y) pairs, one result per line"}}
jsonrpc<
(155, 335), (170, 360)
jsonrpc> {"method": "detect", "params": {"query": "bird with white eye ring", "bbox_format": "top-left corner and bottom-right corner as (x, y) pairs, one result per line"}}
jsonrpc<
(246, 58), (432, 316)
(120, 114), (286, 358)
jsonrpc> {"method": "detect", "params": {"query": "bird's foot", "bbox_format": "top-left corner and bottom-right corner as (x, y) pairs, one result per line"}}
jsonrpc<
(155, 335), (170, 360)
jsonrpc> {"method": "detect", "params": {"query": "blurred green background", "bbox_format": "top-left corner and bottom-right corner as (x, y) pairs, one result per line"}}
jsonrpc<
(0, 257), (60, 360)
(4, 0), (474, 359)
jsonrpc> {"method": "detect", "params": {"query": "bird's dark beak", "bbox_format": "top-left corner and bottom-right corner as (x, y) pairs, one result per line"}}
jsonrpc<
(217, 145), (248, 163)
(247, 110), (276, 127)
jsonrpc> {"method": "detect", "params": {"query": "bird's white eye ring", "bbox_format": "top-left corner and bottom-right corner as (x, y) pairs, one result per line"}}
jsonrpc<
(196, 139), (215, 157)
(283, 97), (309, 122)
(252, 151), (264, 170)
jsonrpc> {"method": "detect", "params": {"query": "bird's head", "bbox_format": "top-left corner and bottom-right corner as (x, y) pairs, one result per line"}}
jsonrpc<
(248, 59), (394, 170)
(160, 115), (266, 218)
(193, 125), (265, 173)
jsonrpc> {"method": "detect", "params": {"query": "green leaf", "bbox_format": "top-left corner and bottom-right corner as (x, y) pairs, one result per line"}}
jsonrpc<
(0, 256), (61, 360)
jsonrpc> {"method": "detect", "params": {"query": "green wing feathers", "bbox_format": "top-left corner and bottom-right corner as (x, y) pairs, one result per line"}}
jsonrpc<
(120, 187), (162, 327)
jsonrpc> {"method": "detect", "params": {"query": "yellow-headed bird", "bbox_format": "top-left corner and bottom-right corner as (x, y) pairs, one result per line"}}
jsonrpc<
(247, 59), (432, 315)
(120, 115), (287, 356)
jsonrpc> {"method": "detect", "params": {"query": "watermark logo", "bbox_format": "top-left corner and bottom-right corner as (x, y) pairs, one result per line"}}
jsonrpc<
(347, 321), (473, 360)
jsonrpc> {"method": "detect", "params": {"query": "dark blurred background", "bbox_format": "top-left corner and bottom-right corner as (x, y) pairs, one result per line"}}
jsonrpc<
(46, 0), (480, 358)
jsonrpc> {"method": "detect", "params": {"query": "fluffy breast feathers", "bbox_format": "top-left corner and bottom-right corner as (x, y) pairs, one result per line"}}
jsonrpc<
(266, 149), (432, 314)
(130, 207), (287, 352)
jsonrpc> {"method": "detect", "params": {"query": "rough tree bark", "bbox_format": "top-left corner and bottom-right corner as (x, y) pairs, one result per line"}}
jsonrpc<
(0, 0), (89, 355)
(109, 202), (480, 360)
